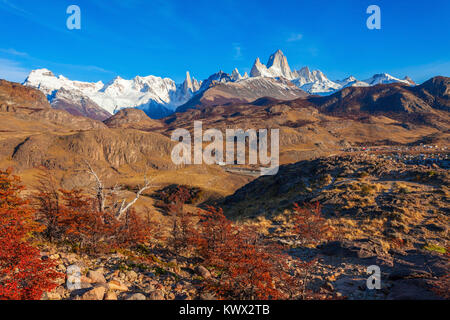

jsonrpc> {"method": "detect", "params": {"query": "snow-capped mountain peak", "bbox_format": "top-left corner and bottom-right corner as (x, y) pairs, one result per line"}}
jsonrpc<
(403, 76), (416, 85)
(23, 50), (416, 120)
(363, 73), (411, 86)
(266, 49), (295, 80)
(291, 66), (340, 95)
(231, 68), (243, 81)
(24, 69), (201, 118)
(250, 50), (296, 80)
(29, 68), (55, 78)
(24, 68), (104, 97)
(250, 57), (270, 78)
(199, 70), (233, 91)
(340, 76), (357, 83)
(247, 50), (413, 95)
(183, 71), (194, 93)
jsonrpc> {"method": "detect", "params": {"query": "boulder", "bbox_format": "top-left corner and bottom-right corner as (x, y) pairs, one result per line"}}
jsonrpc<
(107, 279), (129, 291)
(87, 270), (106, 283)
(126, 270), (138, 282)
(195, 265), (211, 279)
(104, 291), (118, 300)
(148, 290), (165, 300)
(81, 286), (106, 300)
(126, 293), (147, 300)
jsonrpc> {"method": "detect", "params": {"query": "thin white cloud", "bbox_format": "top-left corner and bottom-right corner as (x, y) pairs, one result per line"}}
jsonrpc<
(0, 48), (28, 57)
(0, 47), (113, 80)
(287, 33), (303, 42)
(48, 62), (112, 74)
(0, 0), (29, 14)
(233, 43), (243, 61)
(0, 58), (30, 83)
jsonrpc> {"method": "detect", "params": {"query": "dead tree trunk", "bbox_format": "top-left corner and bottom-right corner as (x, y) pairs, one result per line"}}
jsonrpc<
(84, 161), (152, 220)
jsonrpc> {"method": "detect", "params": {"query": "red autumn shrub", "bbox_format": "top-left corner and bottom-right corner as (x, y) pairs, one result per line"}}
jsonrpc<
(34, 169), (153, 252)
(57, 188), (113, 252)
(33, 168), (63, 242)
(190, 206), (234, 259)
(193, 206), (314, 300)
(55, 188), (152, 253)
(166, 186), (196, 254)
(158, 184), (199, 205)
(0, 168), (61, 300)
(431, 274), (450, 299)
(111, 208), (154, 249)
(292, 202), (333, 245)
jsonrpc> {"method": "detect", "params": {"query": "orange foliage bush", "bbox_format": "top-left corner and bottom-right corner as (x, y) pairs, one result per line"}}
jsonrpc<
(292, 202), (333, 245)
(35, 177), (153, 254)
(432, 274), (450, 299)
(0, 168), (61, 300)
(192, 206), (315, 300)
(58, 188), (153, 253)
(166, 186), (196, 254)
(34, 168), (62, 242)
(57, 189), (118, 252)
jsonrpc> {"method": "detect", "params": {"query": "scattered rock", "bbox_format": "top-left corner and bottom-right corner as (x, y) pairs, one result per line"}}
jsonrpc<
(126, 293), (147, 300)
(87, 270), (106, 284)
(107, 280), (128, 291)
(320, 240), (377, 259)
(195, 265), (211, 279)
(425, 224), (446, 232)
(387, 279), (439, 300)
(148, 290), (165, 300)
(199, 292), (217, 300)
(388, 268), (432, 280)
(322, 282), (334, 292)
(126, 270), (138, 282)
(104, 291), (118, 300)
(81, 286), (106, 300)
(43, 291), (62, 300)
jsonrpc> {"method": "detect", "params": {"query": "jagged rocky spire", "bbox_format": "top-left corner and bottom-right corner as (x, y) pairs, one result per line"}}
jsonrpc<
(231, 68), (242, 81)
(266, 49), (295, 79)
(183, 71), (194, 93)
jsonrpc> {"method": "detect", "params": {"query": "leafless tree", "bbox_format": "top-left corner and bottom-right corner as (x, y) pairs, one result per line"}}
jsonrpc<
(115, 176), (152, 220)
(84, 160), (152, 220)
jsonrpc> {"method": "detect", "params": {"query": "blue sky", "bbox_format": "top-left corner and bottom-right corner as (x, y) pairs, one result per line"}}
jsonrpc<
(0, 0), (449, 84)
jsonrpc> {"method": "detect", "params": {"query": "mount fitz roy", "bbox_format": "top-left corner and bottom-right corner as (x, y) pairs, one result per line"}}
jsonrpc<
(249, 49), (414, 94)
(23, 50), (415, 120)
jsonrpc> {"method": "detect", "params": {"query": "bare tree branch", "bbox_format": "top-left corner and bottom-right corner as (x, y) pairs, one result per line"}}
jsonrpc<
(84, 160), (106, 213)
(116, 176), (152, 220)
(83, 160), (152, 220)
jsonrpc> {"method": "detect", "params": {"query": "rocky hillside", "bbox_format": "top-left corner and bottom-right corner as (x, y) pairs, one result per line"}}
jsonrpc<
(0, 79), (51, 111)
(410, 76), (450, 112)
(292, 76), (450, 116)
(222, 153), (449, 299)
(10, 129), (176, 172)
(176, 76), (307, 112)
(0, 80), (106, 131)
(51, 88), (112, 121)
(104, 108), (163, 130)
(163, 78), (449, 165)
(17, 109), (107, 130)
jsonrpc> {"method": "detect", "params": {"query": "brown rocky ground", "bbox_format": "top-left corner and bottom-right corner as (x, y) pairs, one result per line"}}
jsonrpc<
(223, 153), (449, 299)
(34, 152), (448, 300)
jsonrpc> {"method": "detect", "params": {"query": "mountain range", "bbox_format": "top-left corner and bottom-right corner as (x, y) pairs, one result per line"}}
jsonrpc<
(23, 49), (416, 120)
